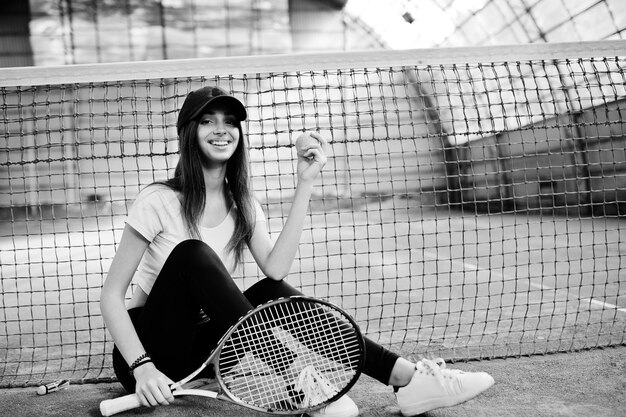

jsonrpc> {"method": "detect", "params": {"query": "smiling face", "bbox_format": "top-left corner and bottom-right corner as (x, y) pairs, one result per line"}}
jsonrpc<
(196, 108), (241, 167)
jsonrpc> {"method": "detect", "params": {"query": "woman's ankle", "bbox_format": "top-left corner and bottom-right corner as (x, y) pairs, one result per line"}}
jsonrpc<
(388, 357), (415, 387)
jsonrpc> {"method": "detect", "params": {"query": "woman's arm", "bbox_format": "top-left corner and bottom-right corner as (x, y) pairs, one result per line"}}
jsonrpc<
(249, 132), (328, 280)
(100, 224), (174, 406)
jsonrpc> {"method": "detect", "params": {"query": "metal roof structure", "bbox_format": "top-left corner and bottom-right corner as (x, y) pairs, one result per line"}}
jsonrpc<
(2, 0), (624, 66)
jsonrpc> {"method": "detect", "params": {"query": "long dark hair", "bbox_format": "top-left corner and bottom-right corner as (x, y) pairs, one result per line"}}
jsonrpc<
(160, 118), (255, 266)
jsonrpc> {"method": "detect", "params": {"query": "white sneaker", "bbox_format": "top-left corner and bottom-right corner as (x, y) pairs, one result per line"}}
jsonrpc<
(395, 358), (494, 416)
(290, 365), (359, 417)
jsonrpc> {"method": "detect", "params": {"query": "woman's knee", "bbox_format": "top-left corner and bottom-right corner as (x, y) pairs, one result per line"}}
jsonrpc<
(171, 239), (220, 263)
(157, 239), (229, 287)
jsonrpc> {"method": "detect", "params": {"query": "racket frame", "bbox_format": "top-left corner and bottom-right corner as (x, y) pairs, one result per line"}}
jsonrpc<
(101, 296), (365, 415)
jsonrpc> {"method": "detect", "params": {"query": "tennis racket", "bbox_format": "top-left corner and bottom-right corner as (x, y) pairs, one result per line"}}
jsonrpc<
(100, 296), (365, 416)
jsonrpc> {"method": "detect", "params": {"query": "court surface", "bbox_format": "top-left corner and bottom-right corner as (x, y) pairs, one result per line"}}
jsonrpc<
(0, 346), (624, 417)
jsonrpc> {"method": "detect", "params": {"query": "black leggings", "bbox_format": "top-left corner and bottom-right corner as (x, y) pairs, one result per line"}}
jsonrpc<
(113, 239), (399, 392)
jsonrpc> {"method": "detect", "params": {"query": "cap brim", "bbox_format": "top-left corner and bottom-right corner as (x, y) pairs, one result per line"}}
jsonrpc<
(189, 95), (247, 122)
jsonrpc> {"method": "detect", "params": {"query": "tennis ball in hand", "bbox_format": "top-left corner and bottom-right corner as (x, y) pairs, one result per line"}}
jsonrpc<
(295, 133), (320, 158)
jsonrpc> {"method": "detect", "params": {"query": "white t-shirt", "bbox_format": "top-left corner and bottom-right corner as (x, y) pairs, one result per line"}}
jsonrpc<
(126, 184), (265, 295)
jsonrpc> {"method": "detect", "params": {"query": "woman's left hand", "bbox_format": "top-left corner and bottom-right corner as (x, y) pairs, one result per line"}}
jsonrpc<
(295, 131), (328, 183)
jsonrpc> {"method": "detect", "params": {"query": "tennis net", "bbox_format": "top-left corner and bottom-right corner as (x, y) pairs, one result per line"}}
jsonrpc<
(1, 40), (625, 387)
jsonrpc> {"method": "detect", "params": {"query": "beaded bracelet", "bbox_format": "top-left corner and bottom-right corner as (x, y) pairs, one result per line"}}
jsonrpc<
(128, 353), (152, 375)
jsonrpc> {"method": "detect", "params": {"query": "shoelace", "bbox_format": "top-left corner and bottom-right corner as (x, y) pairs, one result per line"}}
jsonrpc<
(415, 358), (465, 393)
(293, 365), (339, 408)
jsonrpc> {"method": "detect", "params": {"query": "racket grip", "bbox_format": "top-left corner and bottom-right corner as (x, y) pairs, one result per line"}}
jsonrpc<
(100, 393), (142, 416)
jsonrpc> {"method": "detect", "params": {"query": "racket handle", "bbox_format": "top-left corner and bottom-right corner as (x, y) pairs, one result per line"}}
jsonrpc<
(100, 393), (142, 416)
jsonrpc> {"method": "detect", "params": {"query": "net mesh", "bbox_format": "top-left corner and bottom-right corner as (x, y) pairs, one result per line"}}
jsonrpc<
(1, 41), (625, 387)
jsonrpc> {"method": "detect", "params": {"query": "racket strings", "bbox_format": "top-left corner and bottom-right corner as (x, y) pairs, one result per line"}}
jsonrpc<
(218, 299), (363, 411)
(293, 365), (340, 408)
(251, 302), (361, 378)
(286, 306), (360, 357)
(277, 303), (361, 384)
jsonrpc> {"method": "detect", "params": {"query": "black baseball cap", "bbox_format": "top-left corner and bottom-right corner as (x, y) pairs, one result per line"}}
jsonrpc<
(176, 86), (247, 133)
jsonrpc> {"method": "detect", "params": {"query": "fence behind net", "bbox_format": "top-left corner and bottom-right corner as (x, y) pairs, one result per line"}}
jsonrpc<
(1, 41), (625, 387)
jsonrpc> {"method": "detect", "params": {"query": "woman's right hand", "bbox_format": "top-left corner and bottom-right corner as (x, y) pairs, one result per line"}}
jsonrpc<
(295, 131), (328, 183)
(133, 362), (175, 407)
